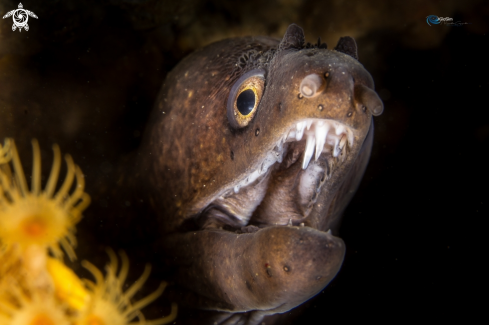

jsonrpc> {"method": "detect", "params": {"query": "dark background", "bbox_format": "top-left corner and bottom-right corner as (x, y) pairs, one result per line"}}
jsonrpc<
(0, 0), (487, 323)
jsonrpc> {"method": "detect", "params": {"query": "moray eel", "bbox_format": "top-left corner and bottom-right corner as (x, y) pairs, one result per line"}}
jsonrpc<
(139, 24), (383, 323)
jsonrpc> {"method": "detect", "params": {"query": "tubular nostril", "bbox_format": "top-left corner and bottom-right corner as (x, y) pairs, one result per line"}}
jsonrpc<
(300, 74), (323, 98)
(354, 84), (384, 116)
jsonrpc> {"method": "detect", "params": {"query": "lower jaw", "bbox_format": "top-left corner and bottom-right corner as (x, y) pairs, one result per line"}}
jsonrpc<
(163, 144), (348, 314)
(163, 223), (346, 313)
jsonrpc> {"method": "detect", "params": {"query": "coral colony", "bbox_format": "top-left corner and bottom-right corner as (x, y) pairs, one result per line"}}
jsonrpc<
(0, 138), (177, 325)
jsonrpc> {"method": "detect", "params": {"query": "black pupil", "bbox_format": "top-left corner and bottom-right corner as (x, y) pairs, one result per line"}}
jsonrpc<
(236, 89), (256, 115)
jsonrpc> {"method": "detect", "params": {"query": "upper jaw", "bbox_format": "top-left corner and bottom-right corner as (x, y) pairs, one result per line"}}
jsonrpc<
(284, 118), (355, 169)
(233, 118), (356, 194)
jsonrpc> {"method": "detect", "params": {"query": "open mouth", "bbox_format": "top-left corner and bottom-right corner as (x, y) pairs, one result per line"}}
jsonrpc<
(201, 119), (356, 231)
(238, 118), (354, 190)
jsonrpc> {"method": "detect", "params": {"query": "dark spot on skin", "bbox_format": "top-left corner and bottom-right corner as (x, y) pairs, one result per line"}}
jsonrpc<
(278, 102), (283, 111)
(230, 150), (234, 160)
(347, 112), (353, 117)
(362, 105), (367, 112)
(266, 268), (272, 277)
(255, 128), (260, 136)
(298, 93), (303, 99)
(283, 265), (290, 272)
(265, 263), (272, 277)
(316, 276), (322, 280)
(324, 72), (330, 78)
(245, 280), (252, 292)
(318, 105), (324, 111)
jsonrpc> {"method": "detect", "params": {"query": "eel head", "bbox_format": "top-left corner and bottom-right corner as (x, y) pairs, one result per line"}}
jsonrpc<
(141, 24), (383, 318)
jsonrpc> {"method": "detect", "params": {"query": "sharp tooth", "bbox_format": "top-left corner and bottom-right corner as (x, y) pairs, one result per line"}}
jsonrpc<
(287, 130), (296, 141)
(315, 122), (330, 161)
(306, 120), (313, 130)
(234, 185), (240, 193)
(297, 122), (303, 131)
(339, 135), (347, 151)
(302, 134), (315, 169)
(335, 124), (345, 135)
(296, 122), (306, 141)
(347, 128), (354, 147)
(246, 170), (259, 185)
(333, 137), (340, 157)
(276, 141), (283, 152)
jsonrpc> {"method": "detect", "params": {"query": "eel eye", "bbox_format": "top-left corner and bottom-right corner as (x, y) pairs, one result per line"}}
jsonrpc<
(227, 69), (265, 129)
(236, 89), (255, 115)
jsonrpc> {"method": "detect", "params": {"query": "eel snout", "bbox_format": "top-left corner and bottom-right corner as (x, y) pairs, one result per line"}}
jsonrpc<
(164, 226), (345, 313)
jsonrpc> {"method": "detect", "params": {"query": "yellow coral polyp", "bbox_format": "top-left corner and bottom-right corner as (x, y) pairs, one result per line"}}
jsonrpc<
(78, 249), (177, 325)
(0, 139), (90, 260)
(0, 281), (71, 325)
(0, 138), (177, 324)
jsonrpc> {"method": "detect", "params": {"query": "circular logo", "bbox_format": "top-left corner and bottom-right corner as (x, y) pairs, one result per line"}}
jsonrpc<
(426, 15), (440, 26)
(13, 9), (28, 27)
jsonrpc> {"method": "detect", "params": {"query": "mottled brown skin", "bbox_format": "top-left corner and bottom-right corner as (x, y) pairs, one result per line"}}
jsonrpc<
(139, 24), (382, 323)
(141, 35), (281, 231)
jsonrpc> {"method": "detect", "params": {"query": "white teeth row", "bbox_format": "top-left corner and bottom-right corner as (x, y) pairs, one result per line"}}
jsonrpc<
(286, 119), (354, 170)
(234, 147), (281, 193)
(231, 119), (353, 194)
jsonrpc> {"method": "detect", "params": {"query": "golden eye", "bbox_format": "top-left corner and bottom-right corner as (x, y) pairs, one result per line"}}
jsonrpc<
(227, 69), (265, 128)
